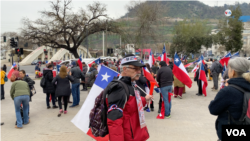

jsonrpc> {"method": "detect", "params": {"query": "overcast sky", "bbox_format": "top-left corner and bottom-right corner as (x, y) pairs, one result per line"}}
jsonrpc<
(1, 0), (249, 34)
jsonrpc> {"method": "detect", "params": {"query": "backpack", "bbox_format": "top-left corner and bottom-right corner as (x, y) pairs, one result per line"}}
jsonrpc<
(89, 80), (130, 137)
(4, 75), (8, 82)
(215, 62), (223, 73)
(40, 77), (46, 88)
(227, 84), (250, 125)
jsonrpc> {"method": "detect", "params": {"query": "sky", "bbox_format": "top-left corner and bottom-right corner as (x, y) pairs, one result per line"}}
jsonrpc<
(1, 0), (249, 34)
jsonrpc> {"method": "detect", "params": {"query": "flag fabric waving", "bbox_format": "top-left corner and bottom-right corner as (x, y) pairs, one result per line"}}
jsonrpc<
(88, 58), (100, 68)
(220, 65), (227, 89)
(231, 51), (240, 58)
(172, 53), (192, 88)
(142, 67), (159, 87)
(198, 56), (208, 96)
(148, 50), (155, 67)
(219, 52), (231, 66)
(154, 88), (165, 119)
(71, 65), (119, 141)
(7, 62), (17, 79)
(78, 55), (83, 71)
(184, 62), (194, 68)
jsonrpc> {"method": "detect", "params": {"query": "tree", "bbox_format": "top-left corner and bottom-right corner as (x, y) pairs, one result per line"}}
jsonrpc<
(216, 5), (244, 52)
(21, 0), (123, 58)
(121, 1), (165, 57)
(170, 19), (213, 55)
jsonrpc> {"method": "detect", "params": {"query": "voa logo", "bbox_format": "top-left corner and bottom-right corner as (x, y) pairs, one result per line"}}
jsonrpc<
(226, 129), (246, 136)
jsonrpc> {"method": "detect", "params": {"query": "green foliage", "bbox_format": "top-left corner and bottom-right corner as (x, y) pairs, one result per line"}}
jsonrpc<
(123, 1), (250, 20)
(170, 19), (213, 55)
(216, 5), (244, 52)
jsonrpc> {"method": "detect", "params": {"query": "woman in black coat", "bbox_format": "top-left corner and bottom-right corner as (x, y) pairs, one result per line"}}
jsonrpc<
(194, 67), (202, 96)
(52, 65), (74, 117)
(43, 64), (58, 109)
(209, 57), (250, 141)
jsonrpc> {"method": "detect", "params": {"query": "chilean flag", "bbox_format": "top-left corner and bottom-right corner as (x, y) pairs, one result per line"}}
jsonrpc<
(88, 58), (100, 68)
(148, 50), (155, 67)
(142, 67), (159, 87)
(78, 55), (83, 71)
(192, 64), (199, 78)
(198, 56), (208, 96)
(154, 88), (165, 119)
(231, 51), (240, 58)
(184, 62), (194, 68)
(71, 65), (119, 141)
(219, 52), (231, 66)
(7, 62), (17, 79)
(172, 53), (192, 88)
(157, 44), (170, 65)
(220, 65), (227, 89)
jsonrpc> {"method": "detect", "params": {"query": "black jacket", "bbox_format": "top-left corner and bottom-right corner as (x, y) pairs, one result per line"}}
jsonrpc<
(42, 69), (55, 94)
(168, 62), (173, 70)
(194, 69), (200, 81)
(151, 66), (159, 74)
(22, 75), (35, 98)
(157, 66), (173, 88)
(135, 76), (147, 97)
(71, 66), (84, 84)
(82, 65), (88, 75)
(208, 77), (250, 140)
(52, 75), (74, 97)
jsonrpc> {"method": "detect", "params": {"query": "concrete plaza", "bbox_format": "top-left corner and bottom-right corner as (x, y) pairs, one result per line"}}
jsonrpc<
(1, 79), (218, 141)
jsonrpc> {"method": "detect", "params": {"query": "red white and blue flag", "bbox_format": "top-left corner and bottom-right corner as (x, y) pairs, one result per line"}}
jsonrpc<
(78, 55), (83, 71)
(71, 65), (119, 141)
(7, 62), (17, 79)
(142, 67), (159, 87)
(198, 55), (208, 96)
(231, 51), (240, 58)
(172, 53), (192, 88)
(219, 52), (231, 66)
(148, 50), (155, 67)
(88, 58), (100, 68)
(220, 65), (227, 89)
(157, 44), (170, 65)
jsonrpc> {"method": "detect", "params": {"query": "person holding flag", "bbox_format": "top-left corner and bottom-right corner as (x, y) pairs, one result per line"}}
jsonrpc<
(157, 61), (173, 118)
(198, 56), (208, 96)
(106, 54), (153, 140)
(194, 64), (202, 96)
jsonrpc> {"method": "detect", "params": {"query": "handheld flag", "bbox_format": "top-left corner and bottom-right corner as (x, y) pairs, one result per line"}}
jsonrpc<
(71, 65), (119, 141)
(198, 56), (208, 96)
(172, 53), (192, 88)
(154, 88), (165, 119)
(148, 50), (154, 68)
(142, 67), (159, 87)
(7, 62), (17, 79)
(231, 51), (239, 58)
(88, 58), (100, 68)
(219, 52), (231, 66)
(78, 55), (83, 71)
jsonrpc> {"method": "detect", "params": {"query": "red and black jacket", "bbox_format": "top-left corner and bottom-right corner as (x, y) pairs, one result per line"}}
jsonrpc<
(107, 76), (149, 141)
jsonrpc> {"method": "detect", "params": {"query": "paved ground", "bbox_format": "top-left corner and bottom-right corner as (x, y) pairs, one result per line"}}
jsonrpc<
(1, 79), (219, 141)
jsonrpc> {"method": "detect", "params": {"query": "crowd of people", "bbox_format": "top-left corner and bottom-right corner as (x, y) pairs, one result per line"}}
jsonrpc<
(1, 54), (250, 141)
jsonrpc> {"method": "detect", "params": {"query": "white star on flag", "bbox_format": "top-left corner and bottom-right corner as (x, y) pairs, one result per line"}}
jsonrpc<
(175, 58), (179, 63)
(101, 72), (111, 82)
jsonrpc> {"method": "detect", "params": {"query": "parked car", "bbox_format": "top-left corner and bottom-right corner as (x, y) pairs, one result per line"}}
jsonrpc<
(31, 60), (43, 65)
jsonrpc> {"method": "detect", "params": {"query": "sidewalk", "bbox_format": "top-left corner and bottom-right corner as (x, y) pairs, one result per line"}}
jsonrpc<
(1, 79), (218, 141)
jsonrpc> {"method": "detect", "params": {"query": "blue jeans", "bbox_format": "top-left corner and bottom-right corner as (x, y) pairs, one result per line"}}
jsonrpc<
(160, 85), (172, 116)
(71, 83), (80, 106)
(14, 95), (30, 128)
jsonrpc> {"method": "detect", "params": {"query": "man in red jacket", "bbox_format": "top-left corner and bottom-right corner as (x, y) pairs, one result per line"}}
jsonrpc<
(107, 54), (153, 141)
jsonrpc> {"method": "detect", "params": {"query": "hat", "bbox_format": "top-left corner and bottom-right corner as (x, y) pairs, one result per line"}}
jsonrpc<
(121, 54), (145, 67)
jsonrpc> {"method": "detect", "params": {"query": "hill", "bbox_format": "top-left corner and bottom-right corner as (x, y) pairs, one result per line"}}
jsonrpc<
(122, 1), (250, 19)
